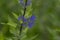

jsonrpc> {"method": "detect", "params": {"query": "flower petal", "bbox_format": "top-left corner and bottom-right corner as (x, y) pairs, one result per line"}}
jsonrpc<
(28, 22), (34, 28)
(29, 15), (36, 21)
(21, 16), (27, 22)
(27, 0), (31, 5)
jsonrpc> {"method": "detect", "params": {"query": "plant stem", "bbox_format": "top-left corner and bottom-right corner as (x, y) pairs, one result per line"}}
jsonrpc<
(18, 0), (28, 40)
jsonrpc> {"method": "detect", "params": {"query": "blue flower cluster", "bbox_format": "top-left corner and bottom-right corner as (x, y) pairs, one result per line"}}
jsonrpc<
(20, 0), (31, 6)
(18, 0), (35, 28)
(18, 15), (36, 28)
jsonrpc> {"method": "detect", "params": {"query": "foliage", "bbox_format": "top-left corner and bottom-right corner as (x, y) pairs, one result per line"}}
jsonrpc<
(0, 0), (60, 40)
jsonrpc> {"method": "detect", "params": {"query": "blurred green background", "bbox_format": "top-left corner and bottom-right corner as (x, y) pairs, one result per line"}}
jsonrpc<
(0, 0), (60, 40)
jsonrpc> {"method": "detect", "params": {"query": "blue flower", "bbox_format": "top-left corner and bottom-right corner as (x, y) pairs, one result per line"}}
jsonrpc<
(27, 0), (31, 6)
(28, 21), (34, 28)
(27, 15), (36, 28)
(18, 15), (36, 28)
(18, 16), (27, 22)
(19, 0), (31, 6)
(29, 15), (36, 21)
(22, 23), (27, 27)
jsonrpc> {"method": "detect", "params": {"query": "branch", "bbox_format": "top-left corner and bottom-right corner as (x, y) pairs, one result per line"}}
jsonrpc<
(18, 0), (28, 40)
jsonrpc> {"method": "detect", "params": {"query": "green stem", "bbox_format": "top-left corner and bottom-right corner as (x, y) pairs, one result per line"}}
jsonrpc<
(18, 0), (28, 40)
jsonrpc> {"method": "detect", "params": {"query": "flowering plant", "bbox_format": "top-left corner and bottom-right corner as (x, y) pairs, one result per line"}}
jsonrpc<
(17, 0), (36, 40)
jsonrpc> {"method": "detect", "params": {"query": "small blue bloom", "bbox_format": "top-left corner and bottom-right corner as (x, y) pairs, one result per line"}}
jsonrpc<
(20, 0), (24, 6)
(18, 16), (27, 22)
(18, 15), (36, 28)
(19, 0), (31, 6)
(29, 15), (36, 21)
(27, 0), (31, 6)
(28, 22), (34, 28)
(21, 16), (27, 22)
(27, 15), (36, 28)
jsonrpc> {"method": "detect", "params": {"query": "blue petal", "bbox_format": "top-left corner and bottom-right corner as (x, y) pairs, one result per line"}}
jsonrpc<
(28, 22), (34, 28)
(27, 0), (31, 5)
(23, 18), (27, 22)
(21, 16), (27, 22)
(30, 15), (36, 21)
(20, 0), (31, 6)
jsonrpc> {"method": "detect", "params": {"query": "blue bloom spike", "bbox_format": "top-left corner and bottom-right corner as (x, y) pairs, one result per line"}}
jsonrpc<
(18, 15), (36, 28)
(21, 16), (27, 22)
